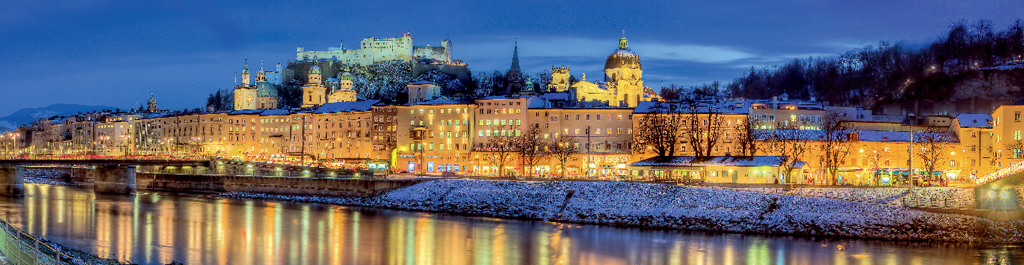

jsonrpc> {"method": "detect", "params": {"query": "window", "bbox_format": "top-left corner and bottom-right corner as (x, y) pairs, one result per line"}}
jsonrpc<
(576, 114), (580, 120)
(1015, 131), (1021, 141)
(596, 114), (602, 120)
(586, 114), (591, 120)
(565, 114), (569, 120)
(1016, 112), (1021, 122)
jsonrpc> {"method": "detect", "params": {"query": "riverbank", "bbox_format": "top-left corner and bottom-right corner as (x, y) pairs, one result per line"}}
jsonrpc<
(226, 179), (1024, 243)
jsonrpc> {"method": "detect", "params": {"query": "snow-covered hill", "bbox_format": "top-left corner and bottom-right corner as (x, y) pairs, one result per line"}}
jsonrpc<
(0, 103), (118, 130)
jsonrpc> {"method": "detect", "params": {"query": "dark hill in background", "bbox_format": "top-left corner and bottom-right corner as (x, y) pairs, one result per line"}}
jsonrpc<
(717, 20), (1024, 113)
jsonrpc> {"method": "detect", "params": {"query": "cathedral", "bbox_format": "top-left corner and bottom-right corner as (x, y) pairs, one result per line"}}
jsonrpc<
(301, 64), (327, 108)
(568, 35), (658, 107)
(234, 60), (279, 111)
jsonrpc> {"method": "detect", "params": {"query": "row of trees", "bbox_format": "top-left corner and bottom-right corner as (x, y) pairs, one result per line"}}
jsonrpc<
(480, 125), (578, 178)
(629, 101), (955, 184)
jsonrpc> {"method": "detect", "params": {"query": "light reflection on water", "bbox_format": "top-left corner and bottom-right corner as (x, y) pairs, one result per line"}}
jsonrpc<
(0, 184), (1019, 265)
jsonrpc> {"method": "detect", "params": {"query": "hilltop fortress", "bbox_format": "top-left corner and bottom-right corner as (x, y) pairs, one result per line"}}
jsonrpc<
(296, 33), (452, 65)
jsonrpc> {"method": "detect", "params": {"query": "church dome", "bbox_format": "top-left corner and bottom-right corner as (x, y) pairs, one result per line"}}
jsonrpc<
(256, 82), (278, 97)
(604, 37), (640, 70)
(338, 72), (353, 80)
(309, 64), (321, 75)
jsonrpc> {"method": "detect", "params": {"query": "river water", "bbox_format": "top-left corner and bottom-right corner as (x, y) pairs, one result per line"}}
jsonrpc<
(0, 184), (1019, 265)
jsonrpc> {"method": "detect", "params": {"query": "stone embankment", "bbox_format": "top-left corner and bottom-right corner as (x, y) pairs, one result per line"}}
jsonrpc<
(227, 179), (1024, 243)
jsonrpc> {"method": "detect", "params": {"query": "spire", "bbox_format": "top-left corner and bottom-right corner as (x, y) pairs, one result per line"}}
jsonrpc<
(510, 40), (521, 72)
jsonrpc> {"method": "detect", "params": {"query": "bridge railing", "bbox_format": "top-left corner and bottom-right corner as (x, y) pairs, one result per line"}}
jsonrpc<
(0, 215), (87, 265)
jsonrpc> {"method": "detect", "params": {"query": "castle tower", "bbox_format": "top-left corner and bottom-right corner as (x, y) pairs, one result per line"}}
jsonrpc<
(505, 41), (524, 96)
(301, 64), (326, 108)
(147, 93), (158, 113)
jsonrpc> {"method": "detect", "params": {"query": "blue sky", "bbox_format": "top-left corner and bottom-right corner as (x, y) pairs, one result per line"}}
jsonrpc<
(0, 0), (1021, 116)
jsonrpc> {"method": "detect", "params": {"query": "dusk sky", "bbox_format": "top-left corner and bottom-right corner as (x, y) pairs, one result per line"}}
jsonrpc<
(1, 0), (1021, 116)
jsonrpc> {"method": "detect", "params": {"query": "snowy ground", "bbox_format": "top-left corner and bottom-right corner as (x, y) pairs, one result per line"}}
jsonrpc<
(731, 187), (977, 209)
(225, 179), (1024, 243)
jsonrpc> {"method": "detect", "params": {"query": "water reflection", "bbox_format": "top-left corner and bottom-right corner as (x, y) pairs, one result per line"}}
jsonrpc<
(0, 184), (1019, 265)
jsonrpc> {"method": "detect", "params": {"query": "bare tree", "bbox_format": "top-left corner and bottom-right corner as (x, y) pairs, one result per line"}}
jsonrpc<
(516, 125), (549, 178)
(631, 102), (684, 157)
(767, 122), (810, 184)
(682, 101), (725, 158)
(865, 150), (887, 185)
(548, 135), (578, 179)
(819, 111), (854, 185)
(1003, 138), (1024, 160)
(916, 127), (954, 183)
(481, 124), (519, 178)
(733, 116), (765, 156)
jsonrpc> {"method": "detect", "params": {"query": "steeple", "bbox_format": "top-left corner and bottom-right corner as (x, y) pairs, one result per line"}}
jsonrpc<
(510, 40), (521, 72)
(242, 58), (251, 86)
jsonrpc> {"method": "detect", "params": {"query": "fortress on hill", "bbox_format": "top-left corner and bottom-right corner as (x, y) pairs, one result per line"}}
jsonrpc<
(296, 33), (452, 65)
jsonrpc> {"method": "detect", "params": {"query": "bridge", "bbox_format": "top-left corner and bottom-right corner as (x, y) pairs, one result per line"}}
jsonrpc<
(0, 157), (214, 195)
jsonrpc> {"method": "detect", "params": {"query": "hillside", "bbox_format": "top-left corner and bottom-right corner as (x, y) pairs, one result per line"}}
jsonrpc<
(723, 20), (1024, 110)
(0, 104), (118, 130)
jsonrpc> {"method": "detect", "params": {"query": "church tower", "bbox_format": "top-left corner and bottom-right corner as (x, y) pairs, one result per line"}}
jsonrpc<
(505, 41), (524, 96)
(302, 64), (327, 108)
(147, 93), (158, 113)
(255, 61), (278, 109)
(234, 60), (258, 110)
(241, 59), (251, 86)
(603, 33), (644, 107)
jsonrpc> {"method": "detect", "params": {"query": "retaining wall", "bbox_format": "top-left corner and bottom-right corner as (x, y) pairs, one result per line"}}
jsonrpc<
(136, 173), (427, 197)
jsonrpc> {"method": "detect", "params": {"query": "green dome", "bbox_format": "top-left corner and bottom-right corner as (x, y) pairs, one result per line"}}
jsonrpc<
(256, 82), (278, 97)
(310, 64), (321, 75)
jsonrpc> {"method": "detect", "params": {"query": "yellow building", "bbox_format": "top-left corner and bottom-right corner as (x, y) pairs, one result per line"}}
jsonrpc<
(327, 71), (357, 103)
(302, 64), (327, 108)
(571, 36), (658, 107)
(527, 107), (634, 176)
(396, 99), (476, 174)
(630, 156), (803, 184)
(311, 101), (378, 166)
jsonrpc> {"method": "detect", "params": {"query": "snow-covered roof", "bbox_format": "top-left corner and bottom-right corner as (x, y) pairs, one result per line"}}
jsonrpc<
(408, 98), (473, 106)
(538, 92), (570, 101)
(408, 81), (435, 85)
(314, 100), (380, 114)
(955, 114), (992, 128)
(229, 110), (263, 115)
(631, 156), (803, 168)
(259, 109), (291, 116)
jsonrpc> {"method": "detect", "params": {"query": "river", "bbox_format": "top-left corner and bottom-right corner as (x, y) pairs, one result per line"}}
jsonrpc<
(0, 184), (1018, 265)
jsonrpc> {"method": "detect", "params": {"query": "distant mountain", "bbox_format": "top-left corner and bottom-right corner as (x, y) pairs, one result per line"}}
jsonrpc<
(0, 104), (119, 131)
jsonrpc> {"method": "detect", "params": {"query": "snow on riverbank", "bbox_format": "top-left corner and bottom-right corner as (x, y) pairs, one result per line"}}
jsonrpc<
(224, 179), (1024, 243)
(733, 187), (977, 209)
